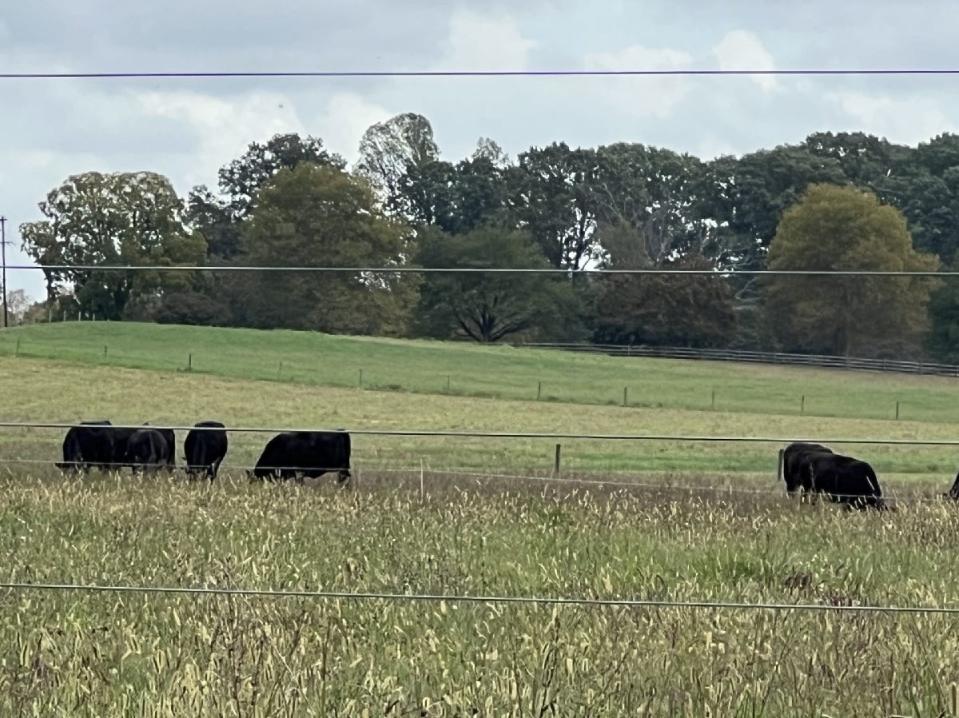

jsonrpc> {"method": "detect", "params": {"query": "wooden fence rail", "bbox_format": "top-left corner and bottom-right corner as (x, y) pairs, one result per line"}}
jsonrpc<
(516, 343), (959, 378)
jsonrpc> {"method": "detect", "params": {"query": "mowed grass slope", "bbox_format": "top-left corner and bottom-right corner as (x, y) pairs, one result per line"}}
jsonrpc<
(2, 321), (959, 423)
(0, 324), (957, 480)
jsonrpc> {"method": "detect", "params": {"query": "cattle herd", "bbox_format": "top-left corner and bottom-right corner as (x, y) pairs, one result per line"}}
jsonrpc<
(53, 423), (959, 506)
(56, 421), (351, 482)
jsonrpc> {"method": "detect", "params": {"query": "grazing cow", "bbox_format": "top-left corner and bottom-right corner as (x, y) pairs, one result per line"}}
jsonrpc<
(56, 421), (116, 473)
(803, 452), (884, 510)
(107, 425), (138, 469)
(184, 421), (228, 479)
(125, 428), (173, 473)
(250, 431), (351, 483)
(781, 442), (834, 494)
(156, 427), (176, 468)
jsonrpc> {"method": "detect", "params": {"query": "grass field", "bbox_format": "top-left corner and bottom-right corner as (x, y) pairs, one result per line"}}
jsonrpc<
(0, 322), (958, 480)
(2, 322), (959, 714)
(3, 321), (959, 423)
(2, 476), (959, 715)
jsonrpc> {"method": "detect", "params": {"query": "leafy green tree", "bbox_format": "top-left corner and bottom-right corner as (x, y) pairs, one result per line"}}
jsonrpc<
(399, 153), (510, 235)
(764, 184), (938, 357)
(238, 164), (416, 335)
(803, 131), (913, 185)
(593, 143), (712, 263)
(219, 133), (345, 216)
(20, 172), (206, 320)
(704, 147), (848, 273)
(186, 133), (344, 261)
(926, 276), (959, 362)
(592, 222), (736, 347)
(355, 113), (439, 211)
(414, 225), (582, 342)
(508, 143), (601, 269)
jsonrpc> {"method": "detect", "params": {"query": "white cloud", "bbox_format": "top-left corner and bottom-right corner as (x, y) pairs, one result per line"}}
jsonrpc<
(831, 91), (959, 145)
(584, 45), (693, 119)
(136, 90), (307, 187)
(713, 30), (777, 92)
(315, 93), (392, 165)
(441, 9), (536, 70)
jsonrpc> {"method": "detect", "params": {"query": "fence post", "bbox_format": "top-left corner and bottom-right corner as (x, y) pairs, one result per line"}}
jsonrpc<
(187, 353), (192, 372)
(15, 338), (21, 356)
(358, 369), (363, 388)
(777, 448), (785, 483)
(800, 395), (805, 415)
(711, 389), (716, 411)
(446, 375), (451, 393)
(623, 386), (628, 407)
(537, 381), (542, 400)
(895, 400), (900, 420)
(554, 444), (562, 476)
(278, 360), (283, 377)
(419, 459), (425, 502)
(103, 345), (108, 359)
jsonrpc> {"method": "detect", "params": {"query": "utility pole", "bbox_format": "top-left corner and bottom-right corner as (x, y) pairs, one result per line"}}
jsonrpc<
(0, 216), (7, 329)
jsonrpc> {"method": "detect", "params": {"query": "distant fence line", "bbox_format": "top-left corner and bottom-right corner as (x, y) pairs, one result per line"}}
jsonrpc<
(519, 343), (959, 378)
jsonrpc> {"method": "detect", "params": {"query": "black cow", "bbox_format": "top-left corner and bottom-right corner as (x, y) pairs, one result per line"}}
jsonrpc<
(125, 428), (173, 473)
(250, 431), (351, 483)
(107, 426), (138, 469)
(803, 452), (884, 510)
(184, 421), (228, 479)
(156, 427), (176, 468)
(781, 442), (834, 494)
(56, 420), (116, 473)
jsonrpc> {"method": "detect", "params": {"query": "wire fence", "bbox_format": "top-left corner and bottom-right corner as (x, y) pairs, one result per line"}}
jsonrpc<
(2, 581), (959, 616)
(0, 455), (952, 505)
(2, 420), (959, 446)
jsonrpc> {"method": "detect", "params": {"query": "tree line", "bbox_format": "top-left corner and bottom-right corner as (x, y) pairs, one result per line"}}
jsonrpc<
(16, 114), (959, 360)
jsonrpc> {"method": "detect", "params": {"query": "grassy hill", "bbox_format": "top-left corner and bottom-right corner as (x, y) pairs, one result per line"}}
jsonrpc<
(0, 322), (957, 480)
(2, 321), (959, 423)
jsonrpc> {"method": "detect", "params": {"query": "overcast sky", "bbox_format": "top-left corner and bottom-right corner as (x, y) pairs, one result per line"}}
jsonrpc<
(4, 0), (959, 298)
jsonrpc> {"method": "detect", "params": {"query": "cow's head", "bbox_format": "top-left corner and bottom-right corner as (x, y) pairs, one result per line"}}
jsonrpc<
(783, 468), (803, 494)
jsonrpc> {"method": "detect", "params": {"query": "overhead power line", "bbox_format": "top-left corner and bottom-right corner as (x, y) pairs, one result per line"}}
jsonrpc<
(4, 68), (959, 80)
(1, 581), (957, 616)
(4, 264), (956, 277)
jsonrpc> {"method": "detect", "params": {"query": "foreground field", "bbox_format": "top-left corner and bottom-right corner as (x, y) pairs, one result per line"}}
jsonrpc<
(1, 475), (958, 715)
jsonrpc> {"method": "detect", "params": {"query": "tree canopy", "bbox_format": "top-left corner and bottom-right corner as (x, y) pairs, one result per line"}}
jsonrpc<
(20, 171), (205, 320)
(414, 225), (581, 342)
(21, 121), (959, 358)
(237, 164), (416, 335)
(764, 184), (938, 357)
